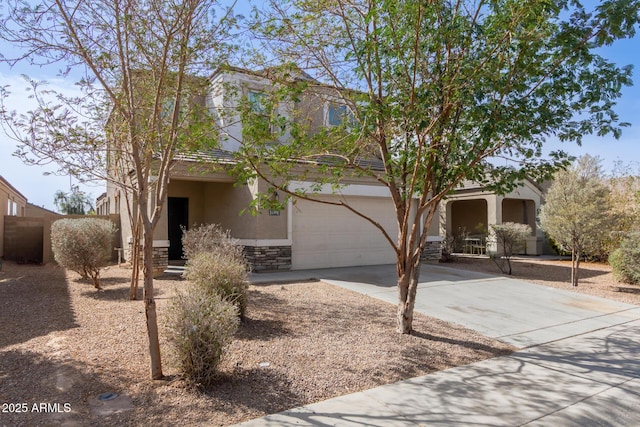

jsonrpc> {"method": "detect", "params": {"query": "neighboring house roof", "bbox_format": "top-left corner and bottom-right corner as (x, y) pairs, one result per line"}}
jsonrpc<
(25, 202), (61, 217)
(210, 64), (319, 84)
(0, 175), (28, 202)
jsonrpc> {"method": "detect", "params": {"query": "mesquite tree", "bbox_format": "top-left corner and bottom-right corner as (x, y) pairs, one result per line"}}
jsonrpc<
(237, 0), (638, 333)
(0, 0), (236, 379)
(539, 155), (617, 286)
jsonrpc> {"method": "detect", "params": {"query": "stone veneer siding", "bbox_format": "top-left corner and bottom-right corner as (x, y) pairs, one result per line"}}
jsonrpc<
(244, 245), (292, 272)
(126, 243), (169, 276)
(152, 246), (169, 272)
(420, 240), (443, 261)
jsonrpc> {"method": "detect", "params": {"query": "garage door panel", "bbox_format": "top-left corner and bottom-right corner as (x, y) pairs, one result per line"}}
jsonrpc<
(292, 195), (397, 269)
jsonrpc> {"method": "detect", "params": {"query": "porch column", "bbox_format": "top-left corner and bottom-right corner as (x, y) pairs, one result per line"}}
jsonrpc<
(148, 177), (169, 276)
(486, 195), (501, 255)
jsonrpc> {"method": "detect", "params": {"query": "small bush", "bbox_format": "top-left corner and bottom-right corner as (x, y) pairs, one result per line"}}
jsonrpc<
(489, 222), (532, 275)
(181, 223), (244, 262)
(182, 224), (249, 317)
(609, 232), (640, 285)
(51, 218), (116, 289)
(184, 251), (249, 318)
(165, 286), (239, 387)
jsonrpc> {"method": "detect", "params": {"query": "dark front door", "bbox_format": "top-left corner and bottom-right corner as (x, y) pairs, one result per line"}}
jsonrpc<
(168, 197), (189, 260)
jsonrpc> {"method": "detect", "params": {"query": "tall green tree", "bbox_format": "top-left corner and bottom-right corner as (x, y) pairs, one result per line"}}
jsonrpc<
(539, 155), (617, 286)
(0, 0), (237, 379)
(237, 0), (638, 333)
(54, 185), (94, 215)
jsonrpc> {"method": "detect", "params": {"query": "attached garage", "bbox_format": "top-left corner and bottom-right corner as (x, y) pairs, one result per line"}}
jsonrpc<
(291, 195), (398, 269)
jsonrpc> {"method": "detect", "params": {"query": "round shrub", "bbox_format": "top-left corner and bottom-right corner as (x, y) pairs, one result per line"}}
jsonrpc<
(181, 223), (244, 263)
(165, 287), (239, 387)
(609, 232), (640, 285)
(184, 251), (249, 318)
(51, 218), (116, 289)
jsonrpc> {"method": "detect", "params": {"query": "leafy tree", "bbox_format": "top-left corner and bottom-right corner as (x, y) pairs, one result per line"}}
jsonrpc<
(490, 222), (532, 275)
(235, 1), (638, 333)
(53, 185), (94, 215)
(0, 0), (237, 379)
(539, 155), (618, 286)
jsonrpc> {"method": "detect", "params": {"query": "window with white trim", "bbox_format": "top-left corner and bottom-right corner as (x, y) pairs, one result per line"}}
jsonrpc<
(326, 103), (356, 127)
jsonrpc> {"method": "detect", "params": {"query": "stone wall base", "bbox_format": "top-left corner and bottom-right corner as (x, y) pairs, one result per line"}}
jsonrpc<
(244, 245), (291, 272)
(126, 241), (169, 277)
(420, 239), (443, 261)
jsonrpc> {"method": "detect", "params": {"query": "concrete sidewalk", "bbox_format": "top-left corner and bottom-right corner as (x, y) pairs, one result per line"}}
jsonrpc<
(237, 264), (640, 426)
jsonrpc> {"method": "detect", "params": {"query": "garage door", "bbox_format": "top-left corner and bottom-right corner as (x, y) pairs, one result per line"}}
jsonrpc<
(292, 195), (398, 269)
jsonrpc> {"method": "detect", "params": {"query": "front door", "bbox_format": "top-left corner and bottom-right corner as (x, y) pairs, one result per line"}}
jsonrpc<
(168, 197), (189, 260)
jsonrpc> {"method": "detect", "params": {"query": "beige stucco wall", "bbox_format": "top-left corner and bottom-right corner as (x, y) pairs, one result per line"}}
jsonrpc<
(202, 181), (254, 238)
(160, 177), (288, 243)
(0, 177), (28, 258)
(502, 198), (536, 232)
(449, 199), (489, 235)
(295, 86), (344, 135)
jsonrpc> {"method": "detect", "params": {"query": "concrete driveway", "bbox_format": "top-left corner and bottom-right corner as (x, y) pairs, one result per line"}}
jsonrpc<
(242, 263), (640, 426)
(251, 263), (640, 348)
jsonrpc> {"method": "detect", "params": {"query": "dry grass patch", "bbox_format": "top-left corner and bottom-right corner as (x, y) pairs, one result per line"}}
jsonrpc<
(0, 262), (513, 426)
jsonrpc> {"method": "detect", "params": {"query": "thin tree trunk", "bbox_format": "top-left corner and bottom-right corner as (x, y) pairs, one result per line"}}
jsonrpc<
(573, 250), (581, 287)
(571, 247), (578, 287)
(396, 257), (422, 334)
(143, 228), (163, 379)
(129, 218), (141, 300)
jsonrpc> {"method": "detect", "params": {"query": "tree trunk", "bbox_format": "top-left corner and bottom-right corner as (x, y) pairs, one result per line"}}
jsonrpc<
(571, 247), (576, 286)
(396, 257), (422, 334)
(129, 219), (141, 300)
(573, 250), (581, 287)
(143, 229), (163, 379)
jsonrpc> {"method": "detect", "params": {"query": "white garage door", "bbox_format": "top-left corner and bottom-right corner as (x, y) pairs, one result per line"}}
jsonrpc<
(292, 195), (398, 269)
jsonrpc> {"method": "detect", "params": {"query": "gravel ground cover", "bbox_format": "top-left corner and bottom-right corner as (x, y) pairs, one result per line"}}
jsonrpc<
(0, 262), (513, 427)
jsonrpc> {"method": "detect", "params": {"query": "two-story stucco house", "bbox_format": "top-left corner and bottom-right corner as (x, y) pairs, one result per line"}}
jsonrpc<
(98, 66), (544, 272)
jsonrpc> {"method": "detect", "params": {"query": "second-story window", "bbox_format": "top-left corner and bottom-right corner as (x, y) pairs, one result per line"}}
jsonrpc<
(327, 104), (347, 126)
(248, 91), (268, 115)
(327, 103), (357, 128)
(247, 90), (280, 138)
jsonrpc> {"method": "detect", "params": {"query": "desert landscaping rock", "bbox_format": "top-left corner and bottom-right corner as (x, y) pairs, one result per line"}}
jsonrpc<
(1, 257), (634, 426)
(0, 261), (512, 426)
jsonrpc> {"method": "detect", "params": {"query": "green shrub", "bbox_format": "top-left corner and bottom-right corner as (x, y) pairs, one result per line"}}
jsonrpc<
(184, 251), (249, 318)
(51, 218), (116, 289)
(165, 286), (239, 387)
(609, 232), (640, 285)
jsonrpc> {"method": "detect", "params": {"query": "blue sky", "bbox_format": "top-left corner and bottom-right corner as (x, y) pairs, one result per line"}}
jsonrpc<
(0, 4), (639, 211)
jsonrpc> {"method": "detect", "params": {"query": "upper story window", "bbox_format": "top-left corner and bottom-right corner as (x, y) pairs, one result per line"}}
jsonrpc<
(246, 90), (282, 139)
(327, 104), (348, 126)
(6, 199), (17, 216)
(327, 103), (356, 128)
(248, 91), (269, 115)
